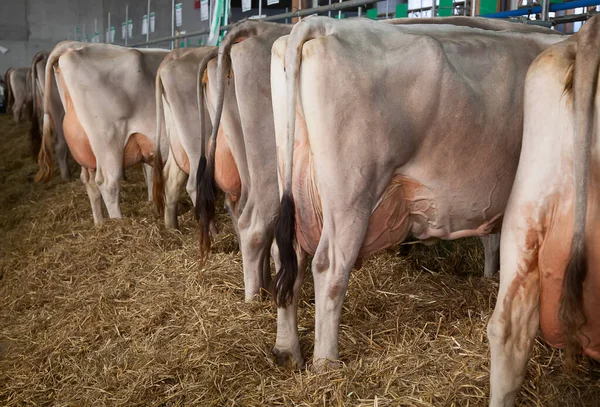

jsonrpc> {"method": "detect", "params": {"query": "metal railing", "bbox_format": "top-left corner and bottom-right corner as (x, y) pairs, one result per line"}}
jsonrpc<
(130, 0), (382, 47)
(70, 0), (600, 49)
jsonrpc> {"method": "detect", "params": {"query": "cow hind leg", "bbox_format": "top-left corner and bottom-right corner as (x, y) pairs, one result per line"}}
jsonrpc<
(80, 167), (104, 225)
(225, 194), (241, 247)
(481, 233), (501, 278)
(164, 152), (187, 229)
(13, 106), (22, 124)
(274, 243), (307, 367)
(142, 164), (153, 201)
(54, 133), (71, 180)
(238, 205), (274, 301)
(96, 164), (123, 219)
(311, 211), (369, 370)
(487, 225), (540, 407)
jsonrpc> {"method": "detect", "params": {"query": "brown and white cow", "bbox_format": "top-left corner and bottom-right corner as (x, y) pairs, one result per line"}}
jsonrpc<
(152, 46), (235, 231)
(36, 41), (168, 224)
(195, 21), (293, 300)
(7, 66), (32, 124)
(487, 16), (600, 406)
(30, 51), (71, 180)
(270, 17), (562, 371)
(193, 18), (531, 304)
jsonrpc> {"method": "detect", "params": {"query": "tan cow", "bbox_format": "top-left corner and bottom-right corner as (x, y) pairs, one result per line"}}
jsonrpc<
(487, 16), (600, 406)
(36, 41), (168, 224)
(194, 21), (293, 300)
(193, 18), (537, 303)
(7, 66), (32, 124)
(30, 51), (71, 179)
(152, 46), (236, 232)
(270, 17), (562, 371)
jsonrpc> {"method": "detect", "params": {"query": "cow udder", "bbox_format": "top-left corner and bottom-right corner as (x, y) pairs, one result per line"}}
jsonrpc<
(538, 185), (600, 360)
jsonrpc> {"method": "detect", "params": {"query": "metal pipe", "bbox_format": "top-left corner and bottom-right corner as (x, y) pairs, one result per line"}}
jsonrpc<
(552, 11), (594, 24)
(130, 0), (382, 46)
(125, 4), (129, 46)
(106, 14), (109, 43)
(482, 0), (600, 17)
(470, 0), (477, 16)
(339, 0), (342, 19)
(171, 0), (175, 49)
(146, 0), (151, 47)
(329, 0), (332, 17)
(358, 5), (362, 16)
(259, 0), (262, 18)
(286, 7), (289, 23)
(386, 0), (389, 18)
(540, 0), (550, 21)
(431, 0), (436, 17)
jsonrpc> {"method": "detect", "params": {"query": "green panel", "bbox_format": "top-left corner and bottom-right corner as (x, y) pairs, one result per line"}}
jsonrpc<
(366, 8), (378, 19)
(479, 0), (498, 15)
(438, 0), (453, 17)
(336, 13), (345, 19)
(395, 3), (408, 18)
(550, 0), (561, 3)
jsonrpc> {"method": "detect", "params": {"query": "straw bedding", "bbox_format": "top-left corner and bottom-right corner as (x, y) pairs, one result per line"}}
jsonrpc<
(0, 114), (598, 406)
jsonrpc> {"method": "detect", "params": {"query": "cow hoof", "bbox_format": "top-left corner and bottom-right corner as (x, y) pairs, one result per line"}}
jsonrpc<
(272, 347), (304, 368)
(311, 358), (344, 373)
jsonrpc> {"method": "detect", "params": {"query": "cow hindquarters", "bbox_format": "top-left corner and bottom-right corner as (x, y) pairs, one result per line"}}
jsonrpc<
(488, 211), (540, 407)
(80, 167), (104, 225)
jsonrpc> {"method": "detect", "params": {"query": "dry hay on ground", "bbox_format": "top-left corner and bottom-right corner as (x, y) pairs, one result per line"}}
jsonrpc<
(0, 113), (598, 406)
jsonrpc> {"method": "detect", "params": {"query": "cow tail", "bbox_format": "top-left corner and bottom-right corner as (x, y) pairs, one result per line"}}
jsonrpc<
(558, 16), (600, 367)
(273, 21), (325, 308)
(30, 53), (45, 159)
(194, 48), (218, 263)
(25, 69), (33, 121)
(195, 24), (261, 262)
(152, 66), (166, 215)
(5, 68), (13, 115)
(35, 51), (60, 183)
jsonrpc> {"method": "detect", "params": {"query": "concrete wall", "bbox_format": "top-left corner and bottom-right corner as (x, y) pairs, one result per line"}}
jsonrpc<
(0, 0), (103, 74)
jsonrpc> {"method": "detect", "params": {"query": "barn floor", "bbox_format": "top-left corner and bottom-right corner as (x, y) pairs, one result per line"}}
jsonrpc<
(0, 113), (598, 406)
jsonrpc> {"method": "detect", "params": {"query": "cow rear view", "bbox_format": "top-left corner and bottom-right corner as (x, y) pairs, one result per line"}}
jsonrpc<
(488, 14), (600, 406)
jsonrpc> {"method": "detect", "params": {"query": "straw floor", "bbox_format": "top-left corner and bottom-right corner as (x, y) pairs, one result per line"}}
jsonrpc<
(0, 114), (598, 406)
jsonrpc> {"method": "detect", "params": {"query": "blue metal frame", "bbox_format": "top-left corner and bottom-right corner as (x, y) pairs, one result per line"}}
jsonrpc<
(481, 0), (600, 18)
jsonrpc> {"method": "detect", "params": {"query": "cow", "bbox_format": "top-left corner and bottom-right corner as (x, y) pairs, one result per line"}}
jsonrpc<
(152, 46), (228, 231)
(269, 17), (563, 371)
(6, 66), (32, 124)
(193, 18), (538, 303)
(36, 41), (168, 224)
(30, 51), (71, 180)
(194, 21), (293, 301)
(487, 16), (600, 406)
